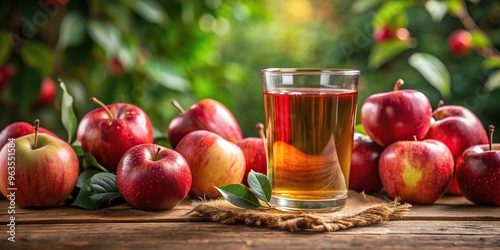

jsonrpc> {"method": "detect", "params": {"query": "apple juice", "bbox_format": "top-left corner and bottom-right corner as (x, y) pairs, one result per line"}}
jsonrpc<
(264, 88), (357, 202)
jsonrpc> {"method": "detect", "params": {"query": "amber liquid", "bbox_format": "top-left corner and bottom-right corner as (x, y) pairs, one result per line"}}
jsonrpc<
(264, 88), (357, 202)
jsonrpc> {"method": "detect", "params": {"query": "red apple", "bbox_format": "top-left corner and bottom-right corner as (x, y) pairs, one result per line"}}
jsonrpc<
(0, 120), (79, 207)
(349, 133), (384, 194)
(456, 126), (500, 206)
(0, 65), (13, 89)
(167, 99), (243, 148)
(117, 144), (192, 210)
(361, 79), (433, 147)
(373, 26), (394, 43)
(77, 97), (154, 173)
(0, 121), (57, 149)
(448, 30), (472, 55)
(424, 102), (488, 195)
(175, 130), (245, 199)
(107, 56), (124, 75)
(237, 137), (267, 187)
(35, 77), (57, 106)
(379, 139), (454, 204)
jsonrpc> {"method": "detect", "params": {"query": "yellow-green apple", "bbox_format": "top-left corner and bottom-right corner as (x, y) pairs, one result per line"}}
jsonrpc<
(361, 79), (432, 147)
(379, 139), (454, 204)
(77, 97), (153, 173)
(0, 120), (78, 207)
(0, 121), (57, 149)
(237, 137), (267, 186)
(168, 99), (243, 148)
(175, 130), (245, 199)
(424, 102), (488, 195)
(448, 30), (472, 56)
(349, 133), (384, 194)
(117, 144), (192, 210)
(456, 125), (500, 206)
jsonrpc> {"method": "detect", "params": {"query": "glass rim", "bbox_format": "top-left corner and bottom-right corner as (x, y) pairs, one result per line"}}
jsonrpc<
(262, 68), (360, 75)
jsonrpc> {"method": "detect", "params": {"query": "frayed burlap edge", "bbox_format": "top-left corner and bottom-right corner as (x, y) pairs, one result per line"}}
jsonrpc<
(189, 191), (411, 232)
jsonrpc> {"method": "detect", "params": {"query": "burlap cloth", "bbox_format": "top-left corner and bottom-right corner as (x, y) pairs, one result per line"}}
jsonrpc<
(190, 190), (411, 232)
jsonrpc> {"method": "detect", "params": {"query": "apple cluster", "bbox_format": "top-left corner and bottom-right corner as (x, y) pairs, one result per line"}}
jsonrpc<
(0, 97), (267, 211)
(349, 79), (499, 206)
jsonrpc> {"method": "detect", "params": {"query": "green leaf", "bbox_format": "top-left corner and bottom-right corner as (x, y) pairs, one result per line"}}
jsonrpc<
(445, 0), (461, 15)
(87, 21), (121, 55)
(19, 41), (53, 75)
(470, 31), (491, 49)
(425, 0), (449, 22)
(141, 58), (189, 92)
(484, 70), (500, 92)
(355, 124), (367, 135)
(247, 170), (271, 203)
(73, 173), (121, 209)
(131, 0), (167, 24)
(0, 31), (10, 64)
(368, 39), (409, 69)
(60, 81), (78, 143)
(372, 1), (412, 28)
(215, 184), (261, 209)
(76, 169), (102, 188)
(71, 144), (85, 157)
(408, 53), (451, 99)
(58, 12), (86, 49)
(83, 152), (109, 173)
(483, 57), (500, 70)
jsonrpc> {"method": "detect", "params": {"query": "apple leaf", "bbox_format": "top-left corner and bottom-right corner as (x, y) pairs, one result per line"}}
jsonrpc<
(141, 58), (189, 92)
(57, 12), (86, 49)
(372, 1), (411, 28)
(215, 184), (261, 209)
(83, 152), (109, 173)
(71, 144), (85, 157)
(484, 70), (500, 92)
(130, 0), (167, 24)
(408, 53), (451, 99)
(482, 57), (500, 70)
(76, 169), (102, 189)
(247, 170), (271, 203)
(470, 30), (492, 49)
(87, 20), (121, 56)
(73, 173), (121, 209)
(425, 0), (448, 22)
(368, 39), (410, 69)
(19, 41), (53, 75)
(60, 80), (78, 143)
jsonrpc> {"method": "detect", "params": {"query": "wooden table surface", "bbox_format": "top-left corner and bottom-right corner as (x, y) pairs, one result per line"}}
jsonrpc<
(0, 194), (499, 250)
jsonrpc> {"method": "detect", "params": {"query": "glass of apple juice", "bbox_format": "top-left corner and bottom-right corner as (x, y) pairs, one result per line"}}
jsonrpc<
(261, 68), (359, 212)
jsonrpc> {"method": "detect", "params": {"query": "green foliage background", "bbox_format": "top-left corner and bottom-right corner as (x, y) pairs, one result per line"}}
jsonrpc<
(0, 0), (499, 143)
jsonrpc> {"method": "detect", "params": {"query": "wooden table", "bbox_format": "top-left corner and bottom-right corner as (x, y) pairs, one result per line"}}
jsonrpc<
(1, 195), (499, 249)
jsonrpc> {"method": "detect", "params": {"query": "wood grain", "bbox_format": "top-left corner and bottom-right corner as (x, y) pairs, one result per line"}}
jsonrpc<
(0, 195), (499, 249)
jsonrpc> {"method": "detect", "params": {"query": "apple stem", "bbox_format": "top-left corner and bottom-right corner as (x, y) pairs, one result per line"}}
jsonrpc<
(437, 100), (444, 108)
(393, 79), (404, 91)
(413, 135), (418, 142)
(34, 119), (40, 149)
(489, 125), (495, 151)
(90, 97), (114, 119)
(154, 147), (161, 161)
(171, 99), (186, 114)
